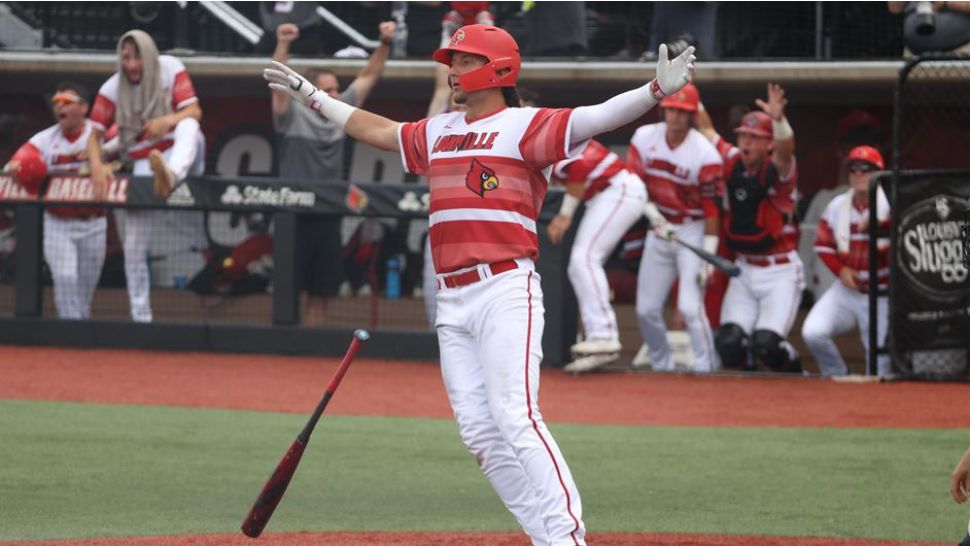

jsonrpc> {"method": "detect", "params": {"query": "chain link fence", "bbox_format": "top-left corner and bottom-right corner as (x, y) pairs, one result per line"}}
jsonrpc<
(888, 55), (970, 381)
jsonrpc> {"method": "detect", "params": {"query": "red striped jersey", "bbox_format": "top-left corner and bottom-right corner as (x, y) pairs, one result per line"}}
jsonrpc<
(24, 120), (103, 219)
(815, 192), (890, 292)
(627, 123), (724, 222)
(90, 55), (197, 160)
(714, 134), (799, 255)
(398, 106), (583, 274)
(550, 140), (625, 200)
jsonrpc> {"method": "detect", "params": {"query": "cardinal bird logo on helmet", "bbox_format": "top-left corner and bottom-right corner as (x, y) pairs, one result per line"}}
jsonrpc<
(466, 158), (499, 197)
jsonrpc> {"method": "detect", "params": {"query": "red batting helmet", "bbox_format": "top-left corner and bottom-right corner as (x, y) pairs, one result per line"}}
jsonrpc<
(660, 83), (699, 112)
(433, 24), (520, 92)
(845, 145), (884, 170)
(9, 145), (47, 194)
(734, 111), (773, 139)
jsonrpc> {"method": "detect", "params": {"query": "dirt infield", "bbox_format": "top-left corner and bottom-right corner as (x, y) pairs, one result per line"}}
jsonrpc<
(0, 346), (963, 546)
(0, 346), (967, 429)
(0, 531), (954, 546)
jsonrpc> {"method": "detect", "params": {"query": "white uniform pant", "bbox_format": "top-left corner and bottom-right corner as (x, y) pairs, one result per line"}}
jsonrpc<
(721, 251), (805, 339)
(568, 171), (646, 341)
(635, 219), (718, 372)
(801, 282), (890, 376)
(126, 118), (204, 322)
(43, 212), (107, 320)
(436, 259), (585, 546)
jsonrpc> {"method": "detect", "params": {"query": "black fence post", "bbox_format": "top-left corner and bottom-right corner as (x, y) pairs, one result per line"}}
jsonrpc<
(271, 212), (298, 325)
(14, 204), (42, 317)
(537, 208), (580, 367)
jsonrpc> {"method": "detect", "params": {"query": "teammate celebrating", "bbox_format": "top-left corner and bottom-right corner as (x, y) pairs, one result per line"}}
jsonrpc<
(5, 82), (106, 320)
(86, 30), (205, 323)
(627, 84), (724, 373)
(547, 140), (648, 373)
(265, 25), (695, 545)
(802, 146), (891, 376)
(696, 83), (802, 373)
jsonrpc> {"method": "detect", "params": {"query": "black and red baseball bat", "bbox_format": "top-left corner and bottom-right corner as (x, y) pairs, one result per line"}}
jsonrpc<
(241, 329), (370, 538)
(669, 235), (741, 277)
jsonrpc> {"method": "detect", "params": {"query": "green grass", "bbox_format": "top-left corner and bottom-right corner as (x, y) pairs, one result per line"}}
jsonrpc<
(0, 399), (965, 541)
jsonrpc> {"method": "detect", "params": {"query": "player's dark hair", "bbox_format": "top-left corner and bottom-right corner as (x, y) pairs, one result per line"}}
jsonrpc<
(502, 87), (522, 108)
(517, 87), (540, 107)
(55, 81), (90, 104)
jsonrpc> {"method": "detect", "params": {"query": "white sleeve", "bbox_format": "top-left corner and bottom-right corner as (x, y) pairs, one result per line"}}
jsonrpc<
(569, 84), (660, 146)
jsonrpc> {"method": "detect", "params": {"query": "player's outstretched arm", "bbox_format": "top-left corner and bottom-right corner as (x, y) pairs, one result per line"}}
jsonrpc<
(570, 44), (696, 144)
(263, 61), (401, 152)
(756, 83), (795, 177)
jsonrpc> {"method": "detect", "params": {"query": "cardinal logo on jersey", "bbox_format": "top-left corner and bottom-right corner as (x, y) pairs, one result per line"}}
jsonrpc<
(466, 158), (499, 197)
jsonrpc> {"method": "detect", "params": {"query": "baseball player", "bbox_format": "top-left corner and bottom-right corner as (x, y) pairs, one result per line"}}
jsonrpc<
(86, 30), (205, 323)
(627, 84), (724, 373)
(546, 140), (647, 373)
(696, 83), (803, 373)
(5, 82), (106, 319)
(801, 146), (891, 376)
(264, 24), (695, 546)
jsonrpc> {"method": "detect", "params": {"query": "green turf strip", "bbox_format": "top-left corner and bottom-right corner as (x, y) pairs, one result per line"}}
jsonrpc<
(0, 399), (966, 541)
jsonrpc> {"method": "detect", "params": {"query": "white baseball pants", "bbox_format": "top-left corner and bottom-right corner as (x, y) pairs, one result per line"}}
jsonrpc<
(568, 171), (646, 342)
(720, 251), (805, 338)
(436, 259), (585, 546)
(801, 282), (890, 376)
(43, 212), (107, 319)
(635, 219), (718, 372)
(126, 118), (204, 322)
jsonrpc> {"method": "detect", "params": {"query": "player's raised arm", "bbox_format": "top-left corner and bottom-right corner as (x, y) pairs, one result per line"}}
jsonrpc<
(569, 44), (696, 145)
(263, 61), (401, 152)
(755, 83), (795, 177)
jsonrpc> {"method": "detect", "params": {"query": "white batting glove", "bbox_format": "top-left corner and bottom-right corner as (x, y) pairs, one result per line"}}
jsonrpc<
(264, 61), (324, 110)
(649, 43), (696, 100)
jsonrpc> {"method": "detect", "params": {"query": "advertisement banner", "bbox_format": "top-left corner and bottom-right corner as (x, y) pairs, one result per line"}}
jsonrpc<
(891, 170), (969, 375)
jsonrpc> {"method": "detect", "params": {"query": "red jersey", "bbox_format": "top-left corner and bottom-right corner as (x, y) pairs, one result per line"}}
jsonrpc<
(399, 106), (583, 274)
(628, 123), (724, 223)
(714, 134), (799, 255)
(550, 140), (625, 201)
(815, 191), (890, 292)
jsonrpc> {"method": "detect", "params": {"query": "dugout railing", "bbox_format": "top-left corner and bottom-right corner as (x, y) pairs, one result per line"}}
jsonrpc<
(0, 174), (580, 364)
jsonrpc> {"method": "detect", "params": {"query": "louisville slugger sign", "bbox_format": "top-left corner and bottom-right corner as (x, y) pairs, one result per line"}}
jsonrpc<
(891, 170), (969, 353)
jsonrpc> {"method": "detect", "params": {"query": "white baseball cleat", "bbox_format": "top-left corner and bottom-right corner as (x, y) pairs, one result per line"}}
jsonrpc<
(563, 352), (619, 373)
(631, 343), (652, 369)
(570, 338), (622, 356)
(668, 330), (696, 371)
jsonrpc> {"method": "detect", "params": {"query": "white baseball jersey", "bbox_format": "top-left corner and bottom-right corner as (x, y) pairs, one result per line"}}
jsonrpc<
(628, 124), (723, 372)
(400, 106), (588, 546)
(628, 123), (723, 223)
(90, 55), (198, 160)
(25, 120), (103, 219)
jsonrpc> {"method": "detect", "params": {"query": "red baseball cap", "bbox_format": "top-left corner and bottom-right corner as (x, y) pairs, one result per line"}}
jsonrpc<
(845, 145), (885, 170)
(660, 83), (699, 113)
(733, 111), (773, 139)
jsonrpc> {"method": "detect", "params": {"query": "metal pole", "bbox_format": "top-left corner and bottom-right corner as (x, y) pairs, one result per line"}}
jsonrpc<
(814, 2), (824, 60)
